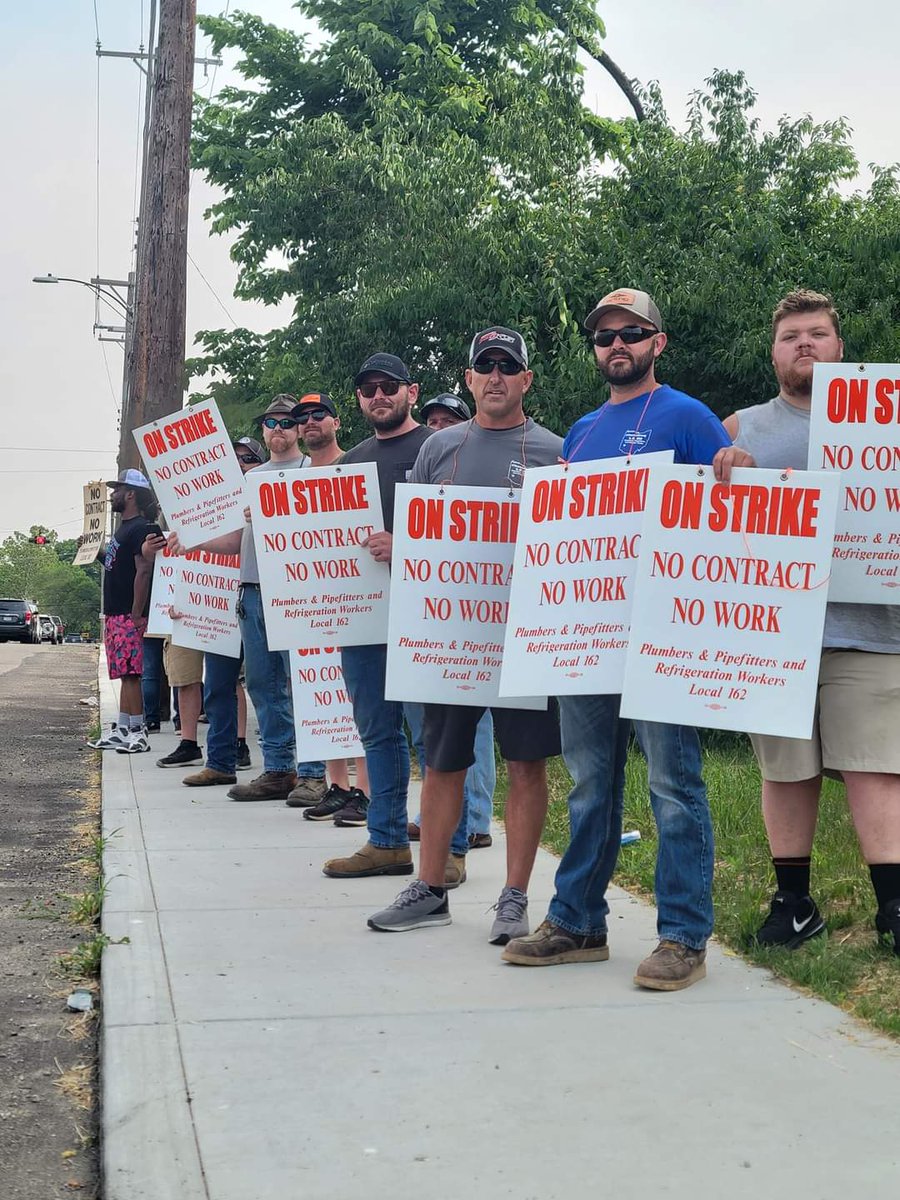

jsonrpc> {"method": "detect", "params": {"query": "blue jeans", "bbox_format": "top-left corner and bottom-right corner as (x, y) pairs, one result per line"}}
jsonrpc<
(204, 651), (241, 774)
(238, 586), (324, 778)
(405, 702), (471, 857)
(141, 636), (164, 724)
(549, 695), (714, 949)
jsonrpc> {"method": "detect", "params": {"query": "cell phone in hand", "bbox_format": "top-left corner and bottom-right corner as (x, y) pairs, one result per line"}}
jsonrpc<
(145, 523), (163, 538)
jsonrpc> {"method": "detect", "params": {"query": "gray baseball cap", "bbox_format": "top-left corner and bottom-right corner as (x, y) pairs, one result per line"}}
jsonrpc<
(584, 288), (663, 332)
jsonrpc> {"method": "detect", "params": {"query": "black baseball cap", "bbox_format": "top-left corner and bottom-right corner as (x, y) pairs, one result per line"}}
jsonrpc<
(354, 353), (411, 386)
(291, 392), (337, 418)
(232, 436), (264, 462)
(421, 393), (471, 422)
(468, 327), (529, 367)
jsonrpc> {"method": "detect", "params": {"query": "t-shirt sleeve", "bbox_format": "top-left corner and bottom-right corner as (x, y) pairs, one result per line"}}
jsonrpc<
(409, 438), (434, 485)
(681, 411), (732, 465)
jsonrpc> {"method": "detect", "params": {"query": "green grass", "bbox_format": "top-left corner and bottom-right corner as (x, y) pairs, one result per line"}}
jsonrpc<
(498, 737), (900, 1039)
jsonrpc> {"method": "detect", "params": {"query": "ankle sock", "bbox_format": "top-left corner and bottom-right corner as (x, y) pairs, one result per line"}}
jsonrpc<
(869, 863), (900, 909)
(128, 715), (144, 731)
(428, 885), (447, 900)
(118, 712), (130, 730)
(773, 856), (811, 897)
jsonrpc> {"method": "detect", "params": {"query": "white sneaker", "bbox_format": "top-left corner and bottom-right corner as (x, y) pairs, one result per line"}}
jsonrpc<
(89, 724), (129, 750)
(116, 727), (151, 754)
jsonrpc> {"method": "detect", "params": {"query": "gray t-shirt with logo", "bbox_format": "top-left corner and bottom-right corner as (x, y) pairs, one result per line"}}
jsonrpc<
(410, 418), (563, 489)
(240, 453), (309, 584)
(734, 395), (899, 653)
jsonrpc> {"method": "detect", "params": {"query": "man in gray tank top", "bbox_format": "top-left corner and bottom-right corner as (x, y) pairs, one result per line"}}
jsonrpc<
(715, 290), (900, 955)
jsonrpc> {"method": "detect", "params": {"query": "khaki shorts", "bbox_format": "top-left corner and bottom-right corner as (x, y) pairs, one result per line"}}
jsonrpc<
(750, 648), (900, 781)
(164, 639), (204, 688)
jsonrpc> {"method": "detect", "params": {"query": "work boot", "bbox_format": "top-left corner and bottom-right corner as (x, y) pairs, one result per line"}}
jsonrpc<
(875, 898), (900, 956)
(502, 918), (609, 964)
(634, 940), (707, 991)
(227, 770), (297, 802)
(323, 842), (414, 879)
(285, 776), (328, 808)
(444, 853), (467, 890)
(183, 767), (237, 787)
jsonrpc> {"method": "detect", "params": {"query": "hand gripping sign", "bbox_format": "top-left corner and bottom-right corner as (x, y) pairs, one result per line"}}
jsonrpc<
(73, 482), (107, 566)
(385, 483), (545, 708)
(500, 452), (673, 697)
(245, 462), (390, 650)
(290, 647), (364, 760)
(619, 464), (839, 738)
(133, 399), (246, 548)
(170, 550), (241, 658)
(808, 362), (900, 602)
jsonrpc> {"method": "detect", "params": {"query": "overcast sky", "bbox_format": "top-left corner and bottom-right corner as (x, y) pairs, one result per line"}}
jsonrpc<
(1, 1), (897, 542)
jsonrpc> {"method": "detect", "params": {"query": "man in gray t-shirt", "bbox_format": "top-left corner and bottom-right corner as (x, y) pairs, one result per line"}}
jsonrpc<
(368, 327), (563, 941)
(716, 289), (900, 955)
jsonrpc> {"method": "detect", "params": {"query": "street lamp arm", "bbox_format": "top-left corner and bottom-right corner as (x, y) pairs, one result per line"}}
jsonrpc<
(31, 274), (132, 315)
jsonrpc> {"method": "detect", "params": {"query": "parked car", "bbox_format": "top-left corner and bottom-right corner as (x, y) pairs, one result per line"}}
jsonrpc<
(0, 598), (42, 644)
(49, 615), (65, 644)
(39, 614), (55, 642)
(65, 634), (84, 644)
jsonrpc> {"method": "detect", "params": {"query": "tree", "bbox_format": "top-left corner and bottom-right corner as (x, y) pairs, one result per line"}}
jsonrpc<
(0, 529), (101, 637)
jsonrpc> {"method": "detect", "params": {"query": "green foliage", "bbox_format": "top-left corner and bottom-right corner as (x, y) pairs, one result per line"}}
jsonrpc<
(0, 527), (101, 637)
(188, 9), (900, 440)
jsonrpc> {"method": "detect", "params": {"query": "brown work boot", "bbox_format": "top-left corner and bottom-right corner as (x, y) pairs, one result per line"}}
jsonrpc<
(285, 776), (328, 807)
(227, 770), (297, 802)
(323, 842), (414, 879)
(444, 854), (467, 889)
(407, 821), (421, 841)
(468, 832), (492, 849)
(502, 919), (609, 966)
(183, 767), (237, 787)
(634, 940), (707, 991)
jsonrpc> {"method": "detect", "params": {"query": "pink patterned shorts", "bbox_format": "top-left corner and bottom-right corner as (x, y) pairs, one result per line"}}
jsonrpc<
(104, 613), (144, 680)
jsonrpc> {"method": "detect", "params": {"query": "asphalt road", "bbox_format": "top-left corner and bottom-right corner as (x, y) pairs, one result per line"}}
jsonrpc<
(0, 642), (101, 1197)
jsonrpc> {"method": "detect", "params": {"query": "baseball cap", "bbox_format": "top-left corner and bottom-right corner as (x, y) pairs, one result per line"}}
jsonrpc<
(254, 394), (298, 424)
(468, 327), (529, 367)
(421, 393), (471, 422)
(354, 353), (411, 386)
(232, 436), (264, 462)
(106, 468), (152, 491)
(584, 289), (663, 332)
(291, 392), (337, 418)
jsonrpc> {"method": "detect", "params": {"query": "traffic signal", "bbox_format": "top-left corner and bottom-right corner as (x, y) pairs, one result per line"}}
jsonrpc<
(30, 535), (47, 545)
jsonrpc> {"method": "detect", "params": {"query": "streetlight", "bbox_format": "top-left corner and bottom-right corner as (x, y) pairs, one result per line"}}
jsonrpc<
(32, 274), (133, 330)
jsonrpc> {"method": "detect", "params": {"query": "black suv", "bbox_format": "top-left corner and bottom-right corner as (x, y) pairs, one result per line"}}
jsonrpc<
(0, 598), (42, 644)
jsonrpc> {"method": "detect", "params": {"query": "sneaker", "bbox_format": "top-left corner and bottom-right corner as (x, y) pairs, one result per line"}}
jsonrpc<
(116, 727), (151, 755)
(445, 854), (467, 889)
(333, 789), (369, 827)
(146, 722), (161, 733)
(407, 821), (421, 841)
(88, 724), (129, 750)
(156, 739), (203, 769)
(285, 776), (328, 808)
(236, 739), (252, 770)
(875, 898), (900, 955)
(634, 940), (707, 991)
(183, 767), (237, 787)
(752, 891), (826, 949)
(367, 880), (451, 932)
(227, 770), (297, 802)
(489, 887), (530, 945)
(323, 842), (413, 879)
(303, 784), (353, 821)
(502, 919), (609, 965)
(468, 832), (493, 850)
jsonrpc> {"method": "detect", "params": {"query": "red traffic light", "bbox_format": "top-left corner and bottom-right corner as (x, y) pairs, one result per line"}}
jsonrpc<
(31, 535), (47, 545)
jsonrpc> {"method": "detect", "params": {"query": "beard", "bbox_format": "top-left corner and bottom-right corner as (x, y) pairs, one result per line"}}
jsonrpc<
(367, 398), (411, 432)
(597, 342), (657, 389)
(777, 359), (815, 398)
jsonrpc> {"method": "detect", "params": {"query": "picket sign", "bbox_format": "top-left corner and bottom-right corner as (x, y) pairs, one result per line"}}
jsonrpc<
(290, 647), (364, 759)
(73, 482), (106, 566)
(146, 537), (177, 638)
(170, 552), (241, 658)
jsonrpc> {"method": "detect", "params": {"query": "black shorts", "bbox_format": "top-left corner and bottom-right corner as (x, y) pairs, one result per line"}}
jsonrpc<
(423, 700), (561, 773)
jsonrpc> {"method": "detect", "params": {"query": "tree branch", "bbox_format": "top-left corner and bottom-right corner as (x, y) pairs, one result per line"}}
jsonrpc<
(595, 49), (645, 122)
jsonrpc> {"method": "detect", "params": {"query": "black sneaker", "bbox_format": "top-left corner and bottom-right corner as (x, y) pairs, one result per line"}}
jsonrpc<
(156, 740), (203, 769)
(303, 784), (353, 821)
(875, 898), (900, 955)
(752, 891), (825, 949)
(333, 788), (369, 828)
(236, 739), (252, 771)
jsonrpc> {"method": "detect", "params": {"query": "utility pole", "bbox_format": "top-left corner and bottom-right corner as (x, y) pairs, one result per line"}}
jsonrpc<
(118, 0), (197, 471)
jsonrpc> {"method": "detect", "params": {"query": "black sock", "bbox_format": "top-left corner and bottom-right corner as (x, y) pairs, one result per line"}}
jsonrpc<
(773, 856), (811, 897)
(869, 864), (900, 910)
(428, 885), (446, 900)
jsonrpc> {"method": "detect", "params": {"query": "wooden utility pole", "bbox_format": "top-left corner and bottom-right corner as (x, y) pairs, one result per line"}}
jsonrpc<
(118, 0), (197, 470)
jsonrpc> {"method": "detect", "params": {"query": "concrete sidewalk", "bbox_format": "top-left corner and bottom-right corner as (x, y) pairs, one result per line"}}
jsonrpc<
(98, 672), (900, 1200)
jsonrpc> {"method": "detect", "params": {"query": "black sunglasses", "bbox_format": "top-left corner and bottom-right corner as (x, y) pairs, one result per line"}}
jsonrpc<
(358, 380), (404, 398)
(262, 416), (298, 429)
(592, 326), (658, 347)
(295, 409), (331, 425)
(472, 358), (524, 375)
(236, 453), (261, 464)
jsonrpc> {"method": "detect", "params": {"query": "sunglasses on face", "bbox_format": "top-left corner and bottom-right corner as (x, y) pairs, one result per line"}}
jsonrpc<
(295, 409), (331, 425)
(471, 358), (524, 375)
(262, 416), (298, 430)
(592, 326), (658, 347)
(358, 380), (403, 399)
(237, 453), (260, 464)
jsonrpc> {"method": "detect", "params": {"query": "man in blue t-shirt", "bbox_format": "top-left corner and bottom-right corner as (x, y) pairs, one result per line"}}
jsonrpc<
(503, 287), (734, 990)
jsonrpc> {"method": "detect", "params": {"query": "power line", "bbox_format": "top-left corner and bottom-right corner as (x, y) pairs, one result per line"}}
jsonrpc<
(99, 342), (121, 416)
(206, 0), (231, 99)
(188, 251), (237, 326)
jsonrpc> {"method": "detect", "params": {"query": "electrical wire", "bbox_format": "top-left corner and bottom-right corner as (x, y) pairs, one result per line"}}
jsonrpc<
(99, 342), (122, 416)
(206, 0), (231, 99)
(188, 251), (237, 326)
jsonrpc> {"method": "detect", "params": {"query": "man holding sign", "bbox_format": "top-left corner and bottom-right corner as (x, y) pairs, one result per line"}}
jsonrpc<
(367, 328), (562, 939)
(721, 290), (900, 954)
(503, 290), (737, 990)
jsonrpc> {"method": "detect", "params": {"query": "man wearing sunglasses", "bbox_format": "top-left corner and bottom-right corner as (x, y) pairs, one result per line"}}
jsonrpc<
(502, 289), (734, 990)
(367, 328), (563, 940)
(291, 392), (344, 468)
